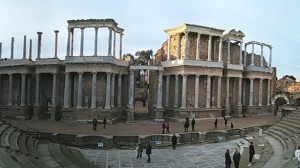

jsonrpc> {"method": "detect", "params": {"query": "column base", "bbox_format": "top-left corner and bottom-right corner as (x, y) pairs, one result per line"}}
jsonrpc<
(63, 105), (70, 109)
(154, 108), (164, 119)
(50, 106), (60, 121)
(33, 106), (41, 119)
(126, 107), (135, 122)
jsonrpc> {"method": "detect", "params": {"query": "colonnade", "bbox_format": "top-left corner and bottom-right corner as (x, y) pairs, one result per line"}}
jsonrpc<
(244, 42), (273, 67)
(227, 40), (243, 65)
(244, 78), (271, 106)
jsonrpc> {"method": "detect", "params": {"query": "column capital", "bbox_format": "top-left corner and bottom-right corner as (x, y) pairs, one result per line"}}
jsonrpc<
(78, 72), (83, 75)
(52, 72), (57, 75)
(21, 73), (27, 76)
(94, 27), (99, 30)
(54, 30), (59, 33)
(8, 73), (13, 76)
(80, 27), (85, 30)
(64, 72), (70, 75)
(195, 74), (200, 78)
(92, 71), (97, 75)
(37, 32), (43, 35)
(106, 72), (112, 75)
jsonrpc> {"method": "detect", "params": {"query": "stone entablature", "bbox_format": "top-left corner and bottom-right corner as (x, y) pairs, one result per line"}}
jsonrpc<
(244, 65), (272, 73)
(67, 19), (124, 33)
(164, 23), (224, 36)
(65, 56), (129, 67)
(0, 59), (33, 67)
(163, 66), (223, 76)
(65, 63), (128, 75)
(161, 60), (223, 68)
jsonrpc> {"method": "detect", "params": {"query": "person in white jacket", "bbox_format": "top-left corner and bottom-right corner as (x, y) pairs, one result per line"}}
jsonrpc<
(295, 146), (300, 166)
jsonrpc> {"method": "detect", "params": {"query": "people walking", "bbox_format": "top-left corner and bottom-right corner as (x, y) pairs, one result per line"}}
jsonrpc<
(233, 148), (241, 168)
(184, 117), (190, 132)
(172, 134), (177, 150)
(103, 117), (107, 129)
(162, 121), (166, 134)
(92, 117), (97, 131)
(136, 141), (143, 158)
(191, 118), (195, 131)
(145, 142), (152, 163)
(248, 142), (255, 166)
(166, 121), (170, 133)
(225, 149), (232, 168)
(231, 122), (234, 129)
(225, 118), (228, 129)
(214, 118), (218, 130)
(294, 146), (300, 166)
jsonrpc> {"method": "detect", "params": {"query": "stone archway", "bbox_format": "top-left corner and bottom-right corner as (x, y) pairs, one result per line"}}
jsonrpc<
(273, 94), (289, 115)
(273, 94), (289, 105)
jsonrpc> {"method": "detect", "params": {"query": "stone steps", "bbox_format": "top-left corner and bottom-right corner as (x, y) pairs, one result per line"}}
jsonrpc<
(17, 132), (30, 155)
(48, 143), (80, 168)
(1, 127), (16, 148)
(37, 142), (62, 168)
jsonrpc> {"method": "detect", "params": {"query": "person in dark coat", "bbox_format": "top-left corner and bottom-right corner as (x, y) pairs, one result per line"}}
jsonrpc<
(225, 149), (232, 168)
(103, 117), (107, 129)
(92, 117), (98, 131)
(231, 122), (234, 129)
(136, 141), (143, 158)
(233, 148), (241, 168)
(248, 142), (255, 166)
(145, 142), (152, 163)
(224, 118), (228, 129)
(162, 121), (166, 134)
(191, 118), (195, 131)
(184, 117), (190, 132)
(214, 118), (218, 130)
(171, 134), (177, 150)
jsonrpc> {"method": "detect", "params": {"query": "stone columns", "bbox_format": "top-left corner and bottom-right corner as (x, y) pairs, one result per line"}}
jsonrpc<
(0, 42), (2, 59)
(181, 74), (187, 108)
(217, 76), (222, 107)
(117, 74), (122, 107)
(111, 74), (115, 108)
(238, 77), (242, 106)
(80, 28), (85, 56)
(267, 79), (271, 105)
(90, 72), (97, 108)
(251, 43), (254, 65)
(260, 45), (264, 67)
(26, 75), (31, 105)
(66, 28), (71, 56)
(37, 32), (42, 60)
(269, 47), (272, 67)
(54, 30), (59, 58)
(108, 28), (112, 56)
(218, 37), (223, 62)
(174, 74), (179, 107)
(165, 75), (170, 107)
(239, 42), (243, 65)
(105, 72), (111, 109)
(52, 73), (57, 106)
(20, 74), (26, 106)
(196, 33), (201, 60)
(194, 75), (200, 108)
(35, 73), (40, 106)
(70, 29), (74, 56)
(23, 35), (26, 59)
(207, 35), (212, 61)
(184, 32), (189, 60)
(94, 27), (99, 56)
(128, 70), (134, 108)
(226, 77), (230, 107)
(112, 30), (116, 57)
(10, 37), (14, 59)
(8, 74), (13, 106)
(63, 72), (70, 108)
(167, 35), (171, 61)
(119, 33), (123, 59)
(29, 39), (32, 60)
(206, 75), (211, 108)
(244, 44), (247, 66)
(177, 34), (181, 60)
(249, 78), (254, 106)
(156, 70), (163, 108)
(227, 40), (231, 64)
(258, 78), (263, 106)
(242, 80), (246, 105)
(76, 72), (83, 108)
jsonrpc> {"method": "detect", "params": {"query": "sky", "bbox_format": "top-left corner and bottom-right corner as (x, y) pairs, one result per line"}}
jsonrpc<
(0, 0), (299, 80)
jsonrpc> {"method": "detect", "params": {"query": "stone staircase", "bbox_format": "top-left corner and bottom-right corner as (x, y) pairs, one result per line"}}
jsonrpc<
(264, 108), (300, 167)
(0, 121), (97, 168)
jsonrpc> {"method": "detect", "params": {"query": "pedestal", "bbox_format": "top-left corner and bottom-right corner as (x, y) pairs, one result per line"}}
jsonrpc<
(50, 106), (59, 121)
(33, 106), (41, 119)
(154, 108), (164, 120)
(126, 107), (135, 122)
(236, 105), (243, 117)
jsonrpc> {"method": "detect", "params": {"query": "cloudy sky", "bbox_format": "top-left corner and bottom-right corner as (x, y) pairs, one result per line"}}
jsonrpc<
(0, 0), (299, 80)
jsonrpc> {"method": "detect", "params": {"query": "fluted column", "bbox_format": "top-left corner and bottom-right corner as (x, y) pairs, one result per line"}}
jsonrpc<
(227, 40), (231, 64)
(177, 34), (181, 60)
(108, 28), (112, 56)
(242, 80), (246, 105)
(112, 30), (116, 57)
(63, 72), (70, 108)
(29, 39), (32, 60)
(196, 33), (201, 60)
(76, 72), (83, 108)
(206, 75), (211, 108)
(66, 28), (71, 56)
(128, 70), (134, 108)
(34, 73), (39, 106)
(174, 75), (179, 107)
(70, 29), (74, 56)
(244, 44), (247, 66)
(119, 33), (123, 59)
(267, 79), (271, 105)
(26, 75), (31, 105)
(239, 42), (243, 65)
(8, 74), (13, 106)
(217, 76), (222, 107)
(167, 35), (171, 60)
(80, 28), (85, 56)
(104, 72), (111, 109)
(181, 74), (187, 108)
(218, 37), (223, 62)
(207, 35), (212, 61)
(0, 42), (2, 59)
(226, 77), (230, 107)
(52, 73), (57, 106)
(251, 43), (254, 65)
(184, 32), (189, 60)
(249, 78), (254, 106)
(258, 78), (263, 106)
(23, 35), (26, 59)
(37, 32), (42, 60)
(194, 75), (200, 108)
(111, 74), (115, 108)
(165, 75), (170, 107)
(20, 74), (26, 106)
(93, 27), (98, 56)
(91, 72), (97, 108)
(117, 74), (122, 107)
(260, 45), (264, 67)
(10, 37), (14, 59)
(54, 30), (59, 58)
(238, 77), (242, 106)
(269, 47), (272, 67)
(156, 70), (163, 108)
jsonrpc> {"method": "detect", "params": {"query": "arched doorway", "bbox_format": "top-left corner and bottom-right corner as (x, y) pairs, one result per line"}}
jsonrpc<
(273, 94), (289, 115)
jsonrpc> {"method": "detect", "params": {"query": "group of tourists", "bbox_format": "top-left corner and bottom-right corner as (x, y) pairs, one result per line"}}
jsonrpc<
(92, 116), (107, 131)
(136, 141), (152, 163)
(225, 141), (255, 168)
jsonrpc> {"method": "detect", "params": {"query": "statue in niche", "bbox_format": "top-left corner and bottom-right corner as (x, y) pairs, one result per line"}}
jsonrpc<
(187, 96), (195, 108)
(84, 96), (89, 108)
(97, 96), (104, 109)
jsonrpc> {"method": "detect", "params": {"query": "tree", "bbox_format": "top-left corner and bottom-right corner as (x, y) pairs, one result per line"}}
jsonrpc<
(283, 75), (296, 81)
(134, 49), (153, 65)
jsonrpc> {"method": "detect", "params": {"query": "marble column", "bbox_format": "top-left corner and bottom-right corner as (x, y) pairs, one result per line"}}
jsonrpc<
(181, 74), (187, 108)
(165, 75), (170, 107)
(260, 45), (264, 67)
(196, 33), (201, 60)
(29, 39), (32, 60)
(117, 74), (122, 107)
(112, 30), (116, 57)
(239, 42), (243, 65)
(242, 80), (246, 105)
(26, 75), (31, 105)
(80, 28), (85, 56)
(35, 73), (39, 106)
(167, 35), (171, 61)
(23, 35), (26, 59)
(76, 72), (83, 108)
(206, 75), (211, 108)
(249, 78), (254, 106)
(37, 32), (42, 60)
(70, 29), (74, 56)
(258, 78), (263, 106)
(226, 77), (230, 107)
(108, 28), (112, 56)
(227, 40), (231, 64)
(218, 37), (223, 62)
(207, 35), (212, 61)
(217, 76), (222, 107)
(10, 37), (14, 59)
(105, 72), (111, 109)
(52, 73), (57, 106)
(269, 47), (272, 67)
(238, 77), (242, 106)
(156, 70), (163, 108)
(251, 43), (254, 65)
(93, 27), (98, 56)
(128, 70), (134, 108)
(111, 74), (115, 108)
(177, 34), (181, 60)
(184, 32), (189, 60)
(244, 44), (247, 66)
(63, 72), (70, 108)
(267, 79), (271, 105)
(90, 72), (97, 108)
(8, 74), (13, 106)
(194, 75), (200, 108)
(20, 74), (26, 106)
(119, 33), (123, 59)
(0, 42), (2, 59)
(54, 30), (59, 58)
(66, 28), (71, 56)
(174, 74), (179, 107)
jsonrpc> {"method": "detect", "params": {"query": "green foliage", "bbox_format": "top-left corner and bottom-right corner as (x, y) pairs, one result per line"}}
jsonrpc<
(134, 49), (153, 65)
(275, 87), (289, 95)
